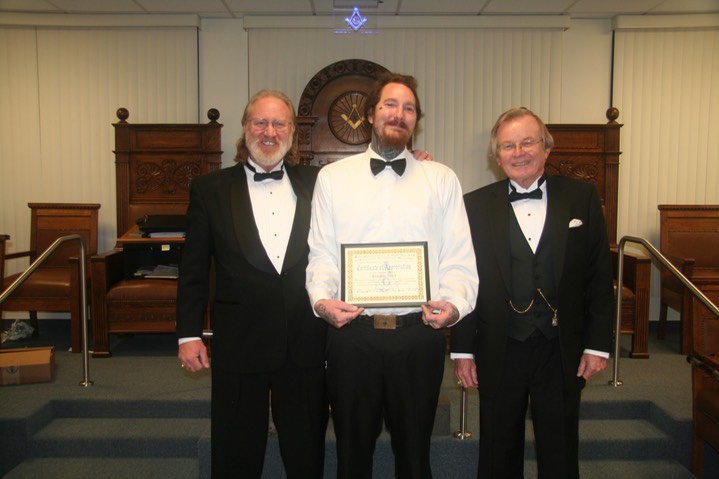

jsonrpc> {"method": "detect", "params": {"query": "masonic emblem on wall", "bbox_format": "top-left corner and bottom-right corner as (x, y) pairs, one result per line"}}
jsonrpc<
(329, 91), (371, 145)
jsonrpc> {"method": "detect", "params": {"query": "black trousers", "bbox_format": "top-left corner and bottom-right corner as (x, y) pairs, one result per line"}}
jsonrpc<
(478, 332), (582, 479)
(210, 359), (328, 479)
(326, 322), (446, 479)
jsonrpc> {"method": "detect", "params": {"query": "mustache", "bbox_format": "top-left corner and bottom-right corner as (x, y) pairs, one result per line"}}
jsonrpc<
(385, 119), (410, 131)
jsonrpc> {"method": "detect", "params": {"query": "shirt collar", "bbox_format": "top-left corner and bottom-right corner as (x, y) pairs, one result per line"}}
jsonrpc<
(367, 146), (410, 162)
(247, 158), (284, 174)
(508, 174), (546, 194)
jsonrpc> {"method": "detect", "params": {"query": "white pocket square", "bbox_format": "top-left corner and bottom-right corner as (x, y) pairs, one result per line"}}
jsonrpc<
(569, 218), (583, 228)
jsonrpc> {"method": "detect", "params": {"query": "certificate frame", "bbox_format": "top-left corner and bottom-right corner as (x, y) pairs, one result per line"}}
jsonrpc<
(341, 241), (430, 308)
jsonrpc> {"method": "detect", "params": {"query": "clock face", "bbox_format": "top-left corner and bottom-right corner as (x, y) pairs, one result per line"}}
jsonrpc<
(328, 91), (372, 145)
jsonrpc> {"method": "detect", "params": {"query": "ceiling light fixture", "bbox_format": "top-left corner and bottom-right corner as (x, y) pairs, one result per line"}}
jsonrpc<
(333, 1), (381, 34)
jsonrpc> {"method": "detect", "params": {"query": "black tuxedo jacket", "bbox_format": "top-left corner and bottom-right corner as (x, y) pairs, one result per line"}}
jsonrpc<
(451, 175), (614, 396)
(176, 163), (326, 374)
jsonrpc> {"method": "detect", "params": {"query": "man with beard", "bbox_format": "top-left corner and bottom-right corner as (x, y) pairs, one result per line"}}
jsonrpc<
(176, 90), (328, 478)
(305, 72), (478, 479)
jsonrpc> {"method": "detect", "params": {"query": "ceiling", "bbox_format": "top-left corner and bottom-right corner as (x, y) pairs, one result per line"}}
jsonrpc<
(1, 0), (717, 19)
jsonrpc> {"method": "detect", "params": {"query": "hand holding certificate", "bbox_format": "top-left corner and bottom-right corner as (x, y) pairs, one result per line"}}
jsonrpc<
(341, 242), (430, 308)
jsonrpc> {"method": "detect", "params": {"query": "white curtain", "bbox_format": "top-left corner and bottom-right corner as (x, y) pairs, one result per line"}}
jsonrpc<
(613, 25), (719, 315)
(613, 28), (719, 244)
(0, 27), (199, 266)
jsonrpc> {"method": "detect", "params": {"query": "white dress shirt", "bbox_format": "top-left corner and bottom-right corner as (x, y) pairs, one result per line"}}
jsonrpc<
(305, 146), (478, 321)
(508, 177), (547, 254)
(246, 159), (296, 274)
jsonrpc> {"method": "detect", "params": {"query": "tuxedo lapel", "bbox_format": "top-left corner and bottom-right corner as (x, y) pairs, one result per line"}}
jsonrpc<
(229, 164), (278, 275)
(490, 180), (513, 292)
(543, 176), (571, 289)
(282, 166), (312, 273)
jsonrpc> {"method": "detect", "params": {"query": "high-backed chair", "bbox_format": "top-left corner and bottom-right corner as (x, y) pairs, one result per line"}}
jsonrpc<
(1, 203), (100, 352)
(689, 283), (719, 476)
(658, 205), (719, 354)
(90, 108), (221, 357)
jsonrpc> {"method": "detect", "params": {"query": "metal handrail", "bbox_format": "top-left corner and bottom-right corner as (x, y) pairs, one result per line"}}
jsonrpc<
(0, 235), (93, 387)
(612, 235), (719, 386)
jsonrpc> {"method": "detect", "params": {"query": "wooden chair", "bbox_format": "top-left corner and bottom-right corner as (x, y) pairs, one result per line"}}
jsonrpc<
(689, 283), (719, 476)
(90, 108), (221, 357)
(658, 205), (719, 354)
(1, 203), (100, 353)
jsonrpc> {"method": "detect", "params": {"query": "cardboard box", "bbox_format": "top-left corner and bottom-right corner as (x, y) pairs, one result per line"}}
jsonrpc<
(0, 346), (54, 386)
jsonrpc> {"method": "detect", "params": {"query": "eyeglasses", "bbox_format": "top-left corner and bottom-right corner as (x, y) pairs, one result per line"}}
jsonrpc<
(249, 119), (290, 132)
(498, 138), (544, 153)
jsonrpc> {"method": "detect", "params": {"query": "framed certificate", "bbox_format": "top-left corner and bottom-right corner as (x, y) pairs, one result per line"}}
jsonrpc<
(341, 242), (430, 308)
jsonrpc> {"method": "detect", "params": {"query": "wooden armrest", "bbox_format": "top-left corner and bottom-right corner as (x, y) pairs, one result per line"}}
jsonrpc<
(705, 355), (719, 371)
(4, 249), (32, 261)
(1, 241), (33, 291)
(665, 252), (695, 264)
(659, 252), (695, 282)
(611, 248), (651, 291)
(688, 354), (719, 378)
(68, 255), (95, 277)
(90, 249), (125, 289)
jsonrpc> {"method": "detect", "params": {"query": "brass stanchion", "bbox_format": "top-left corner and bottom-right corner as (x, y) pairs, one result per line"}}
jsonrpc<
(453, 386), (472, 439)
(78, 242), (93, 387)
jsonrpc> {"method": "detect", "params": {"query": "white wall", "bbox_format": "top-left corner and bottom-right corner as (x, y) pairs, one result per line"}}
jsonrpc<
(560, 19), (614, 123)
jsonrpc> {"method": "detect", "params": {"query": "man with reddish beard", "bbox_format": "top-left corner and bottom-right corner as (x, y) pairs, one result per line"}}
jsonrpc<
(176, 90), (328, 478)
(306, 72), (478, 479)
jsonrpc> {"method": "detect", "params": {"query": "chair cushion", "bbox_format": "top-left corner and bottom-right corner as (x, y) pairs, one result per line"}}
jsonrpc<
(105, 279), (177, 302)
(4, 268), (70, 298)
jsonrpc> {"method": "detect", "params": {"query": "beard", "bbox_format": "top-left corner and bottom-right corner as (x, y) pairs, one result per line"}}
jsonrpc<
(374, 120), (413, 152)
(246, 135), (291, 168)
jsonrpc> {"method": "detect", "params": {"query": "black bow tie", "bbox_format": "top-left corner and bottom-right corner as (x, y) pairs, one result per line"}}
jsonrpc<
(508, 176), (546, 202)
(247, 163), (284, 182)
(509, 188), (542, 202)
(370, 158), (406, 176)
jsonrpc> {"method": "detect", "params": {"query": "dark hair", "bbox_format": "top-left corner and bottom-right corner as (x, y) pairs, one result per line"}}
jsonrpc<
(364, 72), (423, 122)
(489, 107), (554, 159)
(234, 90), (300, 165)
